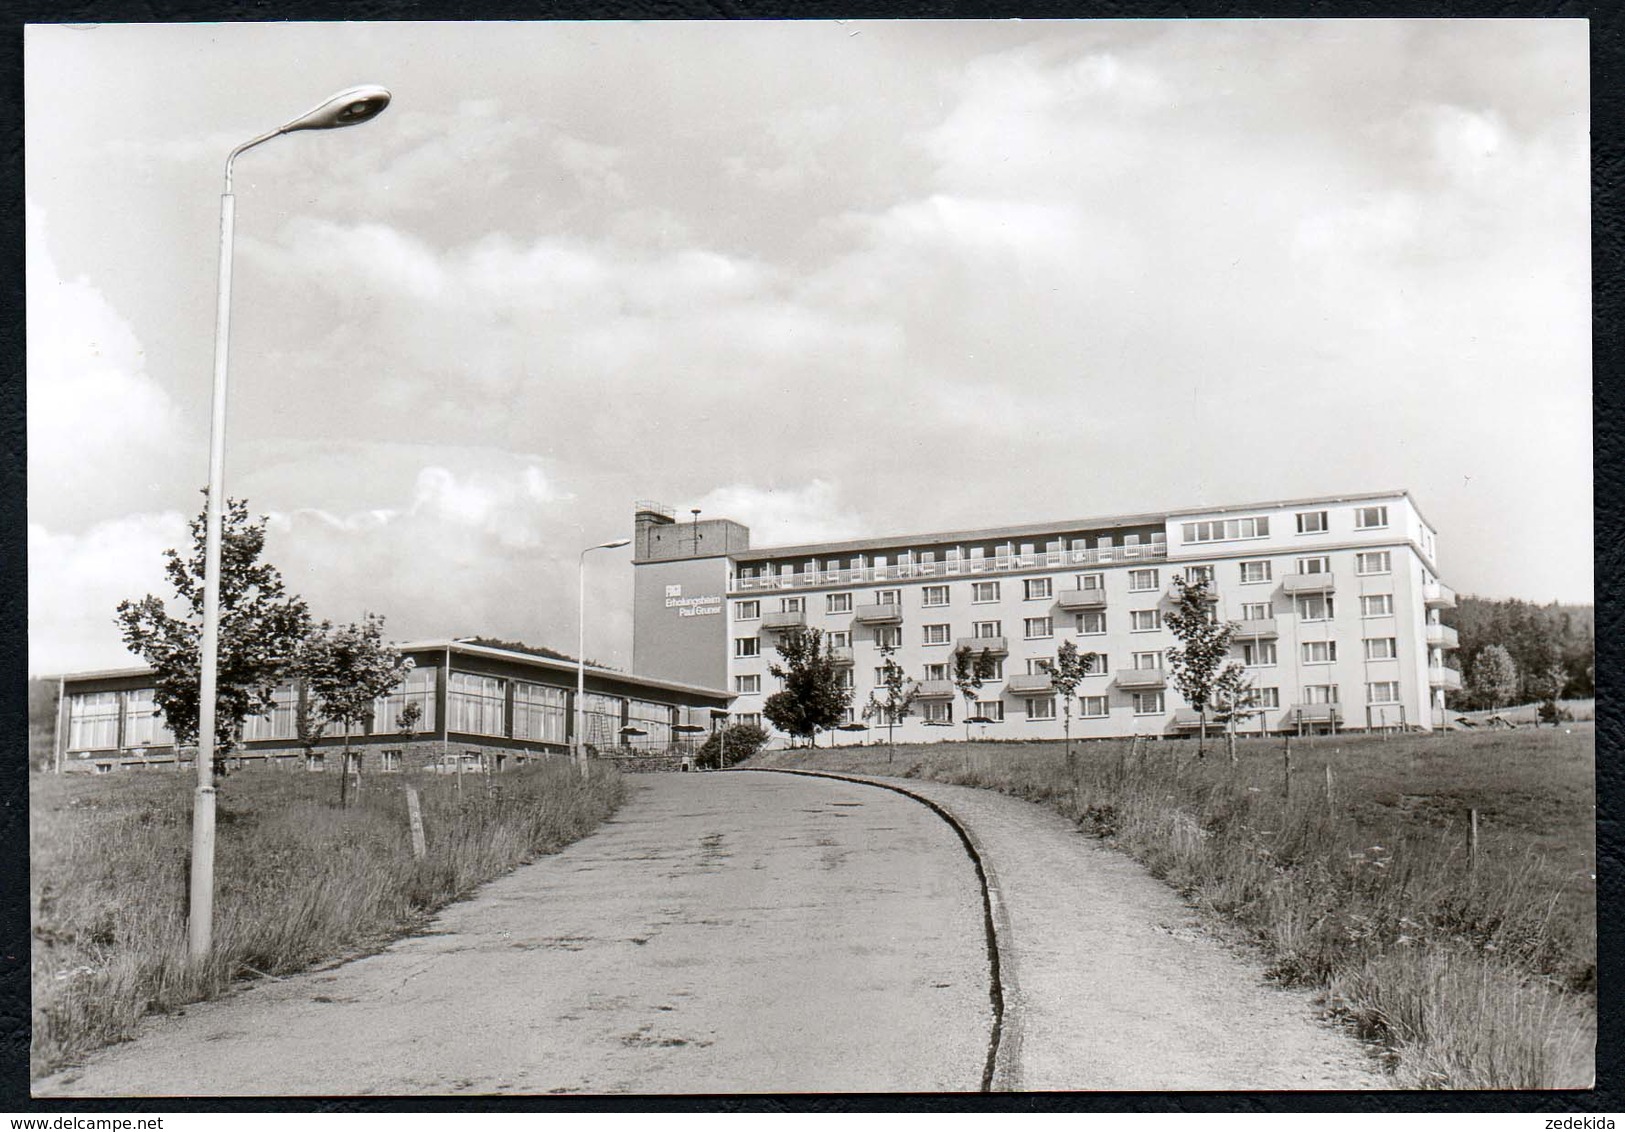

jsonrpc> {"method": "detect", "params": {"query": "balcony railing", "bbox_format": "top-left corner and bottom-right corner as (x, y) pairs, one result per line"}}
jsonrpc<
(851, 603), (903, 626)
(1005, 672), (1054, 695)
(1428, 665), (1463, 691)
(1292, 703), (1342, 724)
(1115, 668), (1167, 690)
(1055, 588), (1108, 611)
(760, 609), (807, 632)
(1231, 617), (1278, 640)
(1172, 709), (1206, 731)
(828, 646), (854, 666)
(1282, 574), (1336, 595)
(731, 542), (1169, 592)
(913, 679), (956, 699)
(1424, 582), (1458, 610)
(955, 636), (1009, 656)
(1426, 623), (1460, 650)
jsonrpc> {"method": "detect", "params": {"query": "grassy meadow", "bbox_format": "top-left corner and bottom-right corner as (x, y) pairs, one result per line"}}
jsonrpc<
(30, 759), (624, 1079)
(756, 726), (1596, 1090)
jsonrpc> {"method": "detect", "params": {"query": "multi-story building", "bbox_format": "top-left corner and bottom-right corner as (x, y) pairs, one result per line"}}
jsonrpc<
(631, 491), (1460, 742)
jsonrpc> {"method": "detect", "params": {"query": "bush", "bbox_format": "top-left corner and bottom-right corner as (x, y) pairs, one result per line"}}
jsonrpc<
(694, 723), (770, 769)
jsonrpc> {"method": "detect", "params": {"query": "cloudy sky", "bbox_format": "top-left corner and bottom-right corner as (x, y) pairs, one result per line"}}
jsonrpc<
(26, 19), (1590, 676)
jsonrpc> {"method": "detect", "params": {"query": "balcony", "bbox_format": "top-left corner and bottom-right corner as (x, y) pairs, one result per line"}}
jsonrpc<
(1055, 588), (1108, 611)
(1231, 618), (1278, 640)
(828, 646), (853, 666)
(1172, 709), (1206, 731)
(1429, 665), (1463, 691)
(729, 541), (1169, 592)
(851, 603), (903, 626)
(1424, 582), (1458, 610)
(1292, 703), (1342, 724)
(1115, 668), (1167, 690)
(955, 636), (1009, 656)
(914, 679), (956, 699)
(1426, 623), (1460, 650)
(760, 609), (807, 632)
(1005, 672), (1054, 695)
(1282, 574), (1336, 595)
(1171, 581), (1220, 603)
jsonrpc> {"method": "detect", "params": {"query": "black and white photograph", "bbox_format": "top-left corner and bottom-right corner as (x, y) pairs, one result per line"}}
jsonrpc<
(23, 18), (1594, 1099)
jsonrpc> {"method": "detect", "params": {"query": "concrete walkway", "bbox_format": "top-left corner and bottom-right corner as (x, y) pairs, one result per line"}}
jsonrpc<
(785, 770), (1386, 1091)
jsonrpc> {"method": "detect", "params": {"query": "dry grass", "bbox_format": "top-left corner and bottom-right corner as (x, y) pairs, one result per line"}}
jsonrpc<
(757, 727), (1595, 1089)
(30, 759), (624, 1079)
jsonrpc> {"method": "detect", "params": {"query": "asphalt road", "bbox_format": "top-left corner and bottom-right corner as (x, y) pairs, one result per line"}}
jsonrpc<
(37, 773), (992, 1096)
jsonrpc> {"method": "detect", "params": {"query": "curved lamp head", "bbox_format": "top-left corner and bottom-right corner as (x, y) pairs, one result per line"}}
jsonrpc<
(280, 85), (392, 133)
(593, 538), (632, 551)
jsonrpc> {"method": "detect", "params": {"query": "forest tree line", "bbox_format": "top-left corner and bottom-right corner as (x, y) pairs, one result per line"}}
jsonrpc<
(1444, 596), (1593, 710)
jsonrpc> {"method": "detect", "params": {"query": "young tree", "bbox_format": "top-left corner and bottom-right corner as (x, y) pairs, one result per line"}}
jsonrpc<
(1467, 644), (1520, 710)
(1164, 574), (1236, 758)
(1038, 639), (1091, 774)
(1527, 661), (1569, 727)
(116, 496), (310, 775)
(951, 644), (998, 742)
(763, 628), (850, 749)
(299, 615), (415, 807)
(863, 643), (918, 764)
(1209, 662), (1260, 764)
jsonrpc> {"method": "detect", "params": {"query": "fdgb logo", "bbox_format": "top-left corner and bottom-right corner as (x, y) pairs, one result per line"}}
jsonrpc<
(665, 584), (682, 598)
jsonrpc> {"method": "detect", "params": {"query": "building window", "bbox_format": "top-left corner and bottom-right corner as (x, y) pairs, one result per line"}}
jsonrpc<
(122, 688), (174, 748)
(782, 596), (805, 613)
(1081, 652), (1109, 676)
(876, 589), (901, 606)
(975, 700), (1005, 722)
(829, 630), (851, 649)
(1240, 640), (1277, 667)
(449, 673), (506, 737)
(735, 674), (761, 695)
(1303, 685), (1340, 705)
(513, 682), (568, 743)
(578, 692), (625, 747)
(735, 600), (760, 620)
(922, 585), (950, 607)
(972, 581), (1001, 603)
(836, 669), (855, 691)
(1302, 641), (1338, 664)
(1080, 695), (1110, 718)
(1024, 577), (1053, 601)
(1182, 516), (1270, 543)
(1360, 594), (1394, 617)
(1026, 696), (1056, 721)
(1024, 657), (1050, 676)
(1077, 572), (1105, 591)
(1132, 651), (1163, 670)
(874, 667), (891, 688)
(67, 691), (119, 751)
(1367, 681), (1401, 704)
(826, 592), (853, 615)
(240, 683), (296, 742)
(627, 700), (674, 747)
(1258, 687), (1281, 709)
(735, 712), (762, 729)
(1297, 556), (1330, 575)
(973, 620), (1002, 640)
(734, 637), (761, 658)
(1185, 565), (1215, 586)
(1128, 569), (1159, 592)
(982, 657), (1006, 680)
(875, 626), (903, 649)
(1024, 616), (1054, 639)
(373, 666), (436, 735)
(923, 624), (952, 646)
(924, 662), (949, 681)
(922, 700), (953, 724)
(1130, 609), (1162, 632)
(380, 750), (402, 773)
(1076, 610), (1106, 635)
(1296, 510), (1329, 534)
(1241, 602), (1273, 621)
(1356, 551), (1391, 575)
(1296, 594), (1335, 621)
(306, 753), (326, 772)
(1364, 637), (1398, 661)
(1239, 560), (1272, 585)
(1354, 506), (1389, 530)
(1132, 691), (1165, 716)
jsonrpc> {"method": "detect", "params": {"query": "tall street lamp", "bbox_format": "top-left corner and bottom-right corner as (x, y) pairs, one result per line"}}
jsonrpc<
(191, 85), (393, 962)
(576, 538), (631, 776)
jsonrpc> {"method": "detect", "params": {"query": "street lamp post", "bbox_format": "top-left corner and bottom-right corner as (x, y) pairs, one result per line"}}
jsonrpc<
(190, 85), (392, 963)
(575, 538), (631, 778)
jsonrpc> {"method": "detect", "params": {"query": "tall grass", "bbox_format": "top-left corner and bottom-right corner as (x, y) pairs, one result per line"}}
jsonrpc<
(758, 729), (1595, 1089)
(31, 760), (624, 1078)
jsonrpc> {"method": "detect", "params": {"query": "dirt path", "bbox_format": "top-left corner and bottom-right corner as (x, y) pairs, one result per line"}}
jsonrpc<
(35, 773), (990, 1096)
(769, 770), (1387, 1091)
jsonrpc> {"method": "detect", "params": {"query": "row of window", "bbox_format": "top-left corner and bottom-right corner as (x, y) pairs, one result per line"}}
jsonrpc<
(735, 532), (1170, 582)
(1181, 504), (1390, 545)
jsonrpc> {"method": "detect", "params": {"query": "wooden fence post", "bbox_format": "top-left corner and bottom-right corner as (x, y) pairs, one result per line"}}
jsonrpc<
(1282, 735), (1291, 800)
(406, 786), (427, 860)
(1468, 807), (1479, 871)
(1323, 763), (1334, 807)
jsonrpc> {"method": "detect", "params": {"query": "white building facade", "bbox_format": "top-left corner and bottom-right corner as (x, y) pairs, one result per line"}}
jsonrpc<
(630, 491), (1459, 743)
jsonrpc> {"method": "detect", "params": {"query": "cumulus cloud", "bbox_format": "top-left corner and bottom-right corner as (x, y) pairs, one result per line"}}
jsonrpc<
(693, 480), (864, 548)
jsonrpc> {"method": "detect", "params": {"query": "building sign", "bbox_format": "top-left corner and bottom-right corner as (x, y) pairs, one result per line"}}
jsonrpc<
(665, 587), (722, 617)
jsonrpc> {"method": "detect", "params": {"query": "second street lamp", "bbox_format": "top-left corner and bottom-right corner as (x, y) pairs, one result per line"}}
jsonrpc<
(190, 85), (393, 963)
(576, 538), (632, 777)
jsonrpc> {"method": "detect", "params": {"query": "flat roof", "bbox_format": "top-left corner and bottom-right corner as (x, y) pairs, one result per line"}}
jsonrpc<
(731, 489), (1424, 563)
(50, 639), (732, 702)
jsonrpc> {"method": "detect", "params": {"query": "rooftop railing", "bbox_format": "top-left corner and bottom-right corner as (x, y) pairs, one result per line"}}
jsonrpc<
(731, 542), (1168, 592)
